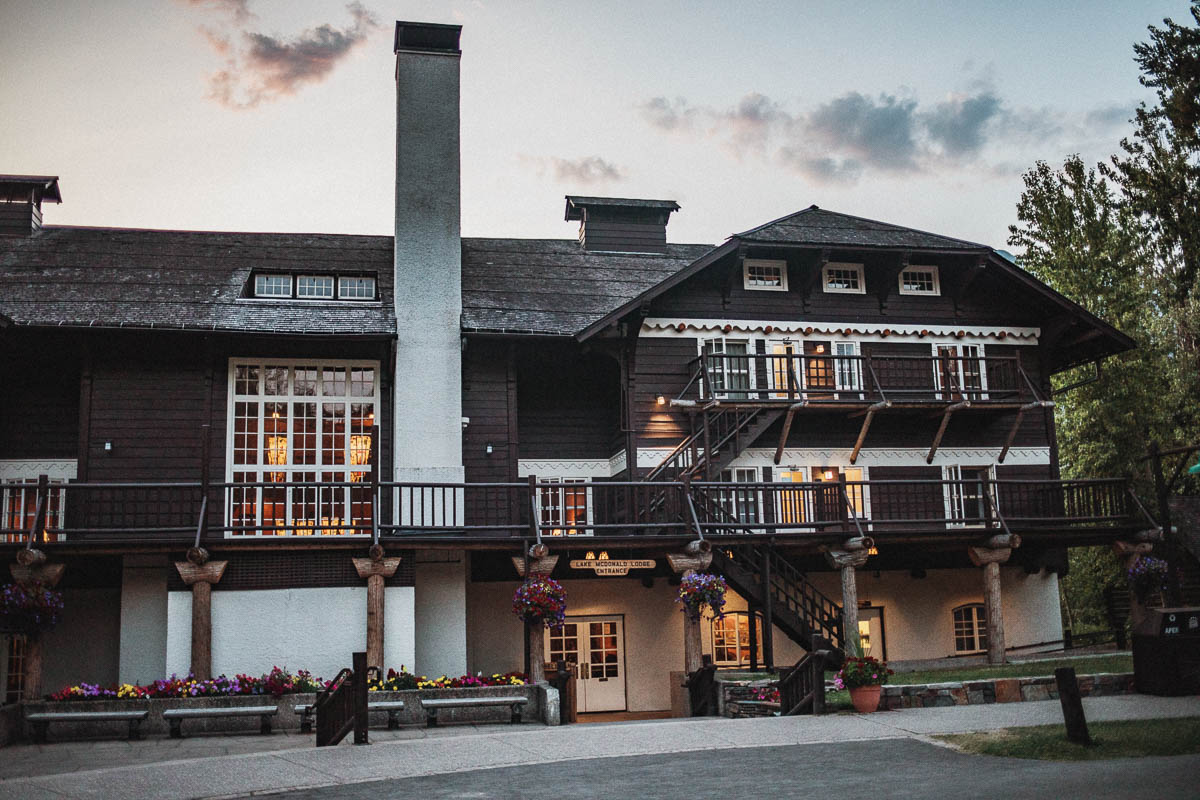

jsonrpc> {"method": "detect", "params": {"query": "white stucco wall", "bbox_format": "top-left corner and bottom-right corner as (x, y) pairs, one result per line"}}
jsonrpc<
(166, 587), (415, 679)
(42, 587), (121, 691)
(119, 554), (169, 684)
(467, 577), (686, 712)
(804, 567), (1063, 662)
(415, 551), (468, 677)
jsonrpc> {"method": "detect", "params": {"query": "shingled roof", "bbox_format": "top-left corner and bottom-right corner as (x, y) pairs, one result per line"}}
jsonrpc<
(460, 238), (713, 335)
(0, 227), (395, 335)
(735, 205), (989, 251)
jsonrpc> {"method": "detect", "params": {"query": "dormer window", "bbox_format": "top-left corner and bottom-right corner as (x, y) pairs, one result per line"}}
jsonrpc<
(296, 275), (335, 299)
(338, 276), (377, 300)
(254, 274), (292, 298)
(743, 259), (787, 291)
(899, 266), (940, 296)
(822, 263), (864, 294)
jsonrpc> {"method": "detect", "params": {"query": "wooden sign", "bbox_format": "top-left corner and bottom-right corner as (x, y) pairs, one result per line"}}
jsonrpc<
(569, 558), (655, 576)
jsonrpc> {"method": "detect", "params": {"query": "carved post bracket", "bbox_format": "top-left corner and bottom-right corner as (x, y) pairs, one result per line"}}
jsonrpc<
(352, 556), (401, 673)
(967, 540), (1018, 665)
(174, 560), (227, 681)
(512, 554), (559, 578)
(10, 562), (66, 589)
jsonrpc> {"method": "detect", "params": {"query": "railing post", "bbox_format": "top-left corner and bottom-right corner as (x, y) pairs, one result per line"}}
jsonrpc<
(762, 547), (774, 670)
(702, 411), (712, 481)
(370, 424), (381, 543)
(28, 474), (49, 547)
(198, 424), (211, 545)
(837, 473), (849, 531)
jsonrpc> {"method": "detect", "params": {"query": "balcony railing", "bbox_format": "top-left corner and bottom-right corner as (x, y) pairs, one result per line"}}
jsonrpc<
(1, 474), (1144, 546)
(680, 352), (1044, 405)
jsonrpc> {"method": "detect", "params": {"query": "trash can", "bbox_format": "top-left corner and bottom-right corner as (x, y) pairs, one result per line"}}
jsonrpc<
(1132, 607), (1200, 696)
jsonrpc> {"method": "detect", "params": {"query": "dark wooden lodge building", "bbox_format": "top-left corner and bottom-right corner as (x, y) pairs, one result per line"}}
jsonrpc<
(0, 23), (1151, 714)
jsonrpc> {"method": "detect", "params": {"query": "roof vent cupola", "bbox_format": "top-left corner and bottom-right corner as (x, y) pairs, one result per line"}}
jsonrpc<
(564, 196), (679, 254)
(0, 175), (61, 236)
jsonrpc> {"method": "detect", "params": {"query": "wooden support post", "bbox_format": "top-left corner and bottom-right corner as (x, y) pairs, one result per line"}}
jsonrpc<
(748, 602), (759, 671)
(762, 550), (775, 670)
(969, 544), (1015, 665)
(1054, 666), (1092, 745)
(773, 403), (804, 465)
(173, 559), (228, 681)
(353, 650), (369, 745)
(8, 561), (64, 701)
(352, 555), (401, 673)
(926, 401), (969, 464)
(825, 547), (869, 651)
(528, 621), (545, 683)
(1112, 540), (1155, 631)
(667, 549), (714, 709)
(22, 636), (44, 702)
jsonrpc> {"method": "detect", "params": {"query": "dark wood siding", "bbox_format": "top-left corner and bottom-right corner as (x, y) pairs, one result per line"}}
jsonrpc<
(462, 339), (514, 483)
(868, 465), (944, 525)
(0, 331), (81, 459)
(516, 342), (618, 460)
(632, 337), (695, 449)
(0, 203), (35, 236)
(581, 221), (667, 254)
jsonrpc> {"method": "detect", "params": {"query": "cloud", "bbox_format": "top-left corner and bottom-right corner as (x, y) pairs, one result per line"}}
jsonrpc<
(519, 155), (626, 186)
(187, 1), (382, 109)
(639, 87), (1131, 185)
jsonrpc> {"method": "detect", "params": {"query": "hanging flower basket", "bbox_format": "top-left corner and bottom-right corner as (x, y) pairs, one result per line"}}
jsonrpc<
(1127, 555), (1169, 603)
(676, 573), (727, 620)
(512, 577), (567, 629)
(0, 581), (64, 635)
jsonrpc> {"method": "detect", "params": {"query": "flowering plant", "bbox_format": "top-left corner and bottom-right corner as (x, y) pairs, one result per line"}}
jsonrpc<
(832, 655), (894, 690)
(415, 672), (527, 690)
(0, 581), (64, 634)
(48, 668), (329, 702)
(370, 667), (420, 692)
(1127, 555), (1170, 602)
(676, 573), (727, 620)
(512, 577), (567, 628)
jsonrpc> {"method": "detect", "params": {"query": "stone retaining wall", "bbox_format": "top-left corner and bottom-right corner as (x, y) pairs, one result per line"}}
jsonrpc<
(16, 684), (557, 742)
(878, 672), (1135, 710)
(718, 672), (1136, 717)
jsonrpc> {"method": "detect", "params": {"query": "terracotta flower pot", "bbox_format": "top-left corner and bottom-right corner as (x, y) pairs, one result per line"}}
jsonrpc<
(849, 684), (882, 713)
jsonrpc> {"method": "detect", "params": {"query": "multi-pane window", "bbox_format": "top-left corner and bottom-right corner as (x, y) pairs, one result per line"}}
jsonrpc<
(703, 338), (752, 399)
(227, 360), (379, 536)
(254, 274), (292, 298)
(945, 465), (994, 527)
(3, 635), (26, 705)
(743, 259), (787, 291)
(822, 263), (865, 294)
(776, 469), (810, 526)
(712, 612), (763, 666)
(934, 344), (986, 400)
(296, 275), (334, 299)
(1, 468), (69, 544)
(717, 468), (760, 524)
(338, 276), (377, 299)
(539, 478), (591, 536)
(899, 266), (940, 295)
(953, 604), (988, 653)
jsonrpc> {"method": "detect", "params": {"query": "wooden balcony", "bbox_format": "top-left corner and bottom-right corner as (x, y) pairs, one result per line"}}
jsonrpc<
(1, 475), (1150, 551)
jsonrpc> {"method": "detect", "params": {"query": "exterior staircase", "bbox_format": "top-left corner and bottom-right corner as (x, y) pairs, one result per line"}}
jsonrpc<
(711, 542), (844, 652)
(645, 407), (784, 481)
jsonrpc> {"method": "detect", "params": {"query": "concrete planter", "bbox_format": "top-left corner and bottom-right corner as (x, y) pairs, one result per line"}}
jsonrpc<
(19, 684), (557, 742)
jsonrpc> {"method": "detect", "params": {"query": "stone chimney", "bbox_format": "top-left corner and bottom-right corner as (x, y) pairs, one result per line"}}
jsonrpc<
(393, 21), (464, 483)
(0, 175), (61, 236)
(565, 196), (679, 253)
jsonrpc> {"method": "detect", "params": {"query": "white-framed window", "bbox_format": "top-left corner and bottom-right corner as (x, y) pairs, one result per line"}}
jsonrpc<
(254, 274), (292, 298)
(776, 468), (811, 527)
(743, 259), (787, 291)
(296, 275), (335, 299)
(702, 338), (754, 399)
(953, 604), (988, 653)
(716, 467), (762, 524)
(0, 461), (75, 544)
(933, 343), (987, 400)
(822, 262), (865, 294)
(338, 276), (377, 300)
(943, 465), (996, 527)
(899, 266), (940, 295)
(711, 612), (764, 666)
(768, 340), (862, 400)
(2, 634), (28, 705)
(539, 478), (592, 536)
(226, 359), (379, 537)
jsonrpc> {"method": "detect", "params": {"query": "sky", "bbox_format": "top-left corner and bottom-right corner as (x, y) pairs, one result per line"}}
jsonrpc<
(0, 0), (1189, 248)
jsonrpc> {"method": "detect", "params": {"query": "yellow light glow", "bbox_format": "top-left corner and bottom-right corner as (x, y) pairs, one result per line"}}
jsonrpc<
(585, 551), (595, 560)
(823, 470), (834, 481)
(656, 395), (666, 406)
(598, 551), (609, 560)
(868, 546), (879, 556)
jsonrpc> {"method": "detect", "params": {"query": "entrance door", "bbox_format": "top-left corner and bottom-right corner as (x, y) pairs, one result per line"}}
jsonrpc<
(546, 615), (627, 713)
(857, 607), (886, 660)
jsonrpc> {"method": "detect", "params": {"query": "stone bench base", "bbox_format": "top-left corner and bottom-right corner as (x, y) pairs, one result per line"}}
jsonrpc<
(26, 711), (149, 743)
(162, 706), (278, 738)
(422, 697), (527, 727)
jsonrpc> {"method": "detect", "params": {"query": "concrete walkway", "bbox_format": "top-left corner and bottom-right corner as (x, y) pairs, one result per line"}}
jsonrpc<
(1, 694), (1197, 800)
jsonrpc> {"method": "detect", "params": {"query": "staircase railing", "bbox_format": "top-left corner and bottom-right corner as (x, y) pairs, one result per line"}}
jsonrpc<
(778, 635), (840, 715)
(719, 542), (844, 651)
(645, 407), (769, 482)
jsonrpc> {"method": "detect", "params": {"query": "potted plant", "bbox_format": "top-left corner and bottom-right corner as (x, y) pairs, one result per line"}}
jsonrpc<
(833, 639), (893, 713)
(1127, 555), (1169, 603)
(512, 577), (567, 628)
(676, 573), (728, 619)
(0, 581), (64, 635)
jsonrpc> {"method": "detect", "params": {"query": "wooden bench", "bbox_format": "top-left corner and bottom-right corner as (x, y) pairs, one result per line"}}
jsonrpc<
(26, 710), (149, 743)
(161, 705), (278, 738)
(294, 700), (406, 733)
(421, 696), (527, 727)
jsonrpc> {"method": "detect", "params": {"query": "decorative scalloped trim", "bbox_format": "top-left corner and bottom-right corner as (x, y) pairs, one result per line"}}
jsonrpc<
(641, 317), (1039, 345)
(0, 460), (78, 480)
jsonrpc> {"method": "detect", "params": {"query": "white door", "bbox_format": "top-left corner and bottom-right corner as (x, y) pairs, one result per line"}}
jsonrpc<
(546, 615), (627, 713)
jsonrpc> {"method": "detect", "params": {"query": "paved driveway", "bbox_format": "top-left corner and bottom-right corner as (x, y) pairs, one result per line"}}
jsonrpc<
(277, 738), (1200, 800)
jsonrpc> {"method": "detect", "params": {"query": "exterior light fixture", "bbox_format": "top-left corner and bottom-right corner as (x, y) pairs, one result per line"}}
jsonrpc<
(868, 546), (879, 556)
(485, 442), (493, 455)
(823, 470), (834, 481)
(656, 395), (666, 406)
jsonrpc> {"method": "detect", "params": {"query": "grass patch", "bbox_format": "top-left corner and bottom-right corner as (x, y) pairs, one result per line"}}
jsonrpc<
(938, 717), (1200, 760)
(891, 654), (1132, 686)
